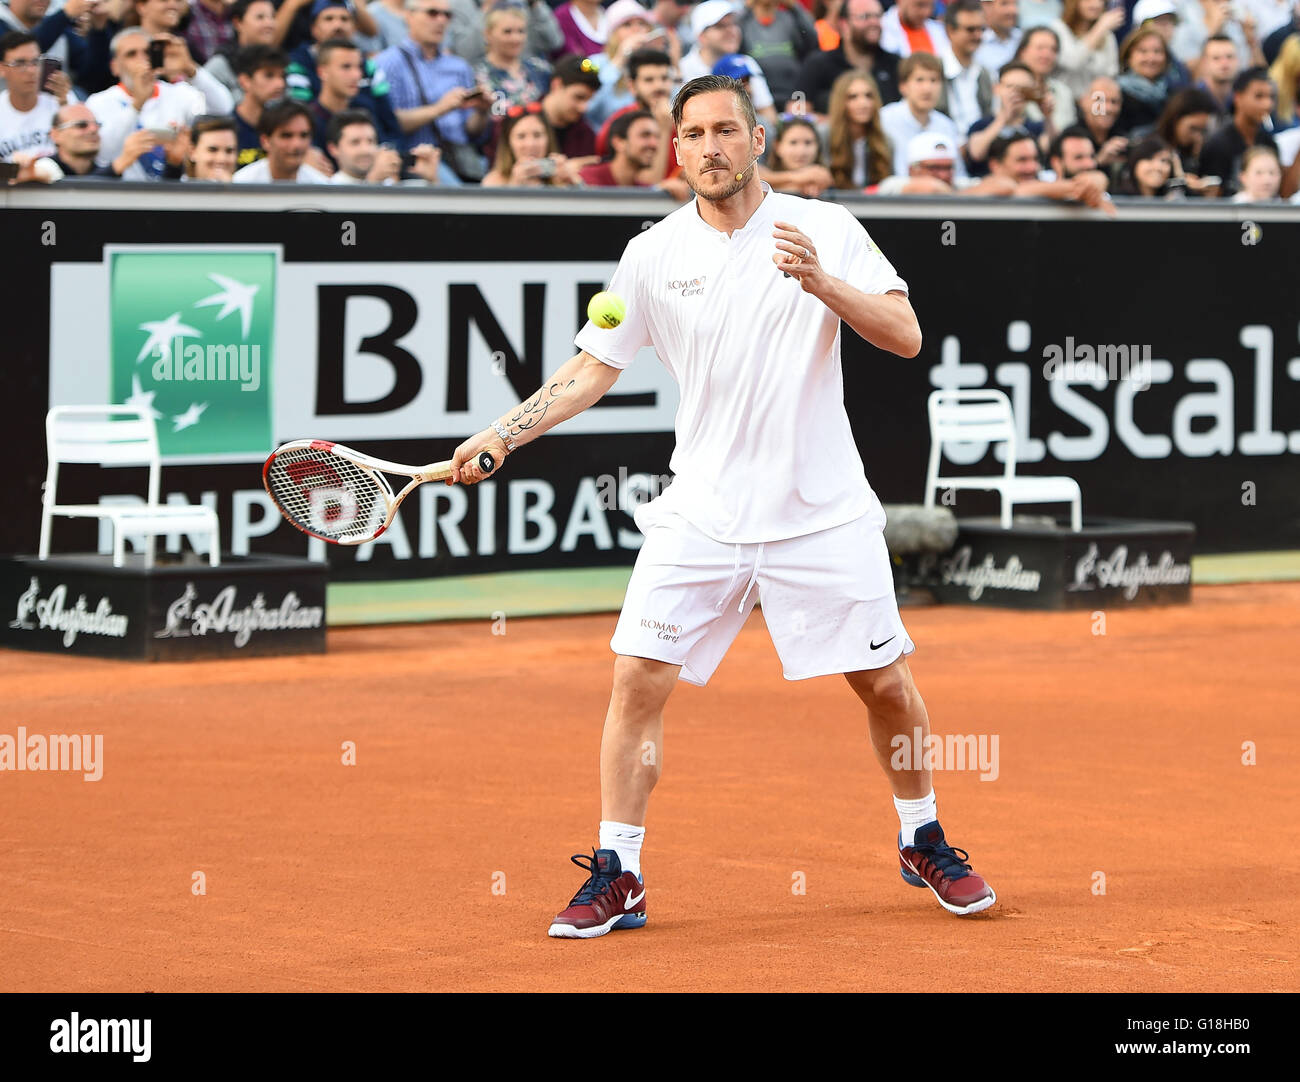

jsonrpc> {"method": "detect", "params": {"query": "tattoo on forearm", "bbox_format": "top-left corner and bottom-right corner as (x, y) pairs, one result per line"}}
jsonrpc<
(505, 378), (576, 437)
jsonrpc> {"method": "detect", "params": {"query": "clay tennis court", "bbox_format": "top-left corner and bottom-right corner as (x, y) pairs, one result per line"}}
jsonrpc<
(1, 581), (1295, 993)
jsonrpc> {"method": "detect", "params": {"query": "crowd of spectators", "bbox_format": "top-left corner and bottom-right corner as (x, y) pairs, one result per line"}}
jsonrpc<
(2, 0), (1298, 201)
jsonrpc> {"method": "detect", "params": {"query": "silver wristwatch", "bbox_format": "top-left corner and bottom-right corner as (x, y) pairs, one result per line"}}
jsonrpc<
(492, 421), (517, 453)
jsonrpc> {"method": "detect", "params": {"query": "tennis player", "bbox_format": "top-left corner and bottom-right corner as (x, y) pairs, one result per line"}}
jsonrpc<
(450, 74), (996, 937)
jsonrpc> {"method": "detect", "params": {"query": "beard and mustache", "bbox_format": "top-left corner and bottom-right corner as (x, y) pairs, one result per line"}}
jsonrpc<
(690, 155), (757, 201)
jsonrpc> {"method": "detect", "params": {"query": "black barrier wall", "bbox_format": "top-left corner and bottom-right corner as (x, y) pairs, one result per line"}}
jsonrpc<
(2, 186), (1298, 579)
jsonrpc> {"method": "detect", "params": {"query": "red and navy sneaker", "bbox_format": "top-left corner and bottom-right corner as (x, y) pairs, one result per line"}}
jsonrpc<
(547, 849), (647, 939)
(899, 820), (997, 916)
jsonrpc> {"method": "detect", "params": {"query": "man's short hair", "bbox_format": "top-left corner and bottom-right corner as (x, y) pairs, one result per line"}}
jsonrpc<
(998, 59), (1034, 81)
(317, 37), (362, 68)
(192, 114), (238, 143)
(989, 129), (1038, 164)
(0, 31), (36, 62)
(1232, 65), (1272, 95)
(944, 0), (983, 30)
(235, 44), (288, 78)
(1049, 125), (1095, 161)
(672, 74), (757, 132)
(899, 52), (943, 82)
(551, 53), (602, 92)
(231, 0), (273, 22)
(1202, 33), (1236, 53)
(258, 97), (313, 137)
(326, 107), (375, 147)
(50, 102), (79, 128)
(627, 48), (672, 82)
(609, 108), (654, 150)
(109, 27), (150, 58)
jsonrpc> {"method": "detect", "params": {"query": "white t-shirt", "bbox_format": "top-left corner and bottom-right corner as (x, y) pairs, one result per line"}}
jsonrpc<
(86, 82), (197, 180)
(879, 100), (968, 179)
(974, 27), (1023, 77)
(1275, 126), (1300, 169)
(0, 90), (59, 162)
(574, 183), (909, 544)
(233, 158), (331, 183)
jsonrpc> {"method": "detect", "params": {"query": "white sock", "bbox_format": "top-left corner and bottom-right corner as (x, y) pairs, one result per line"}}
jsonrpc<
(894, 791), (938, 847)
(599, 820), (644, 879)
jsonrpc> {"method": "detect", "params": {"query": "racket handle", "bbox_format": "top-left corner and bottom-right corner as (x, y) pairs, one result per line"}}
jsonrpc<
(421, 451), (498, 483)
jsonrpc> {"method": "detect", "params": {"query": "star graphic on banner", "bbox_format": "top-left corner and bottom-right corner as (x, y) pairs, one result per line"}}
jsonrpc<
(194, 273), (259, 339)
(171, 402), (209, 432)
(136, 312), (202, 364)
(125, 374), (162, 420)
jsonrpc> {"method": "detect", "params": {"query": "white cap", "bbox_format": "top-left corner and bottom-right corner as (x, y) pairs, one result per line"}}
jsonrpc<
(1131, 0), (1178, 23)
(605, 0), (653, 33)
(692, 0), (739, 39)
(907, 131), (956, 166)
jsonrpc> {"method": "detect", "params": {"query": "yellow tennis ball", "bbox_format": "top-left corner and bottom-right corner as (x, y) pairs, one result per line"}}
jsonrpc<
(587, 291), (626, 329)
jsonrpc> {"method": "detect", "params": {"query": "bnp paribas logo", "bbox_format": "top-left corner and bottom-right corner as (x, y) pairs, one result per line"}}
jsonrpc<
(109, 248), (276, 461)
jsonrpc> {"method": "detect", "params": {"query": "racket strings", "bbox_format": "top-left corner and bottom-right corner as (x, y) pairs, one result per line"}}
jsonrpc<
(266, 446), (388, 542)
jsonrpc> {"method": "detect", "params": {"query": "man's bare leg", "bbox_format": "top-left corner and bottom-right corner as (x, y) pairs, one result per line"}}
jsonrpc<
(600, 654), (680, 824)
(844, 655), (932, 800)
(844, 654), (997, 915)
(548, 654), (679, 937)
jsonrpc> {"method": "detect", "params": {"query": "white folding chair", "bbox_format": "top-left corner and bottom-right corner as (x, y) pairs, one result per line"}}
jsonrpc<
(924, 389), (1082, 532)
(39, 405), (221, 567)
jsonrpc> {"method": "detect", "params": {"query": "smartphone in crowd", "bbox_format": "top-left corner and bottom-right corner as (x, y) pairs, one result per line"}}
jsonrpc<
(148, 39), (167, 71)
(147, 127), (178, 143)
(39, 56), (62, 87)
(534, 157), (557, 179)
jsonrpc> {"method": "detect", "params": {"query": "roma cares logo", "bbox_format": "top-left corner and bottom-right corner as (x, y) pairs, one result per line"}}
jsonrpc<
(665, 276), (707, 297)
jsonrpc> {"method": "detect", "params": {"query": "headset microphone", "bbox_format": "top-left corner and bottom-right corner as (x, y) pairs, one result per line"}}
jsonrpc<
(735, 155), (761, 182)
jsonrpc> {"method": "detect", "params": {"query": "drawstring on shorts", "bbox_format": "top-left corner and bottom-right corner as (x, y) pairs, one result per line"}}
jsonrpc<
(715, 543), (765, 614)
(738, 543), (764, 613)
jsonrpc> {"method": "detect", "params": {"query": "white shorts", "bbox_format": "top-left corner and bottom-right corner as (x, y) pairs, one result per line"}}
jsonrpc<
(611, 503), (916, 686)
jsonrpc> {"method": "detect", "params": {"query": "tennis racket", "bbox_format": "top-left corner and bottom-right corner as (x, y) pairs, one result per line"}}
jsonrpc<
(262, 439), (496, 545)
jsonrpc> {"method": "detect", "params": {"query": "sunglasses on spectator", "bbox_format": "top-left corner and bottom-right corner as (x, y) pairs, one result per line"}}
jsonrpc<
(57, 118), (100, 130)
(417, 6), (453, 16)
(504, 101), (543, 118)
